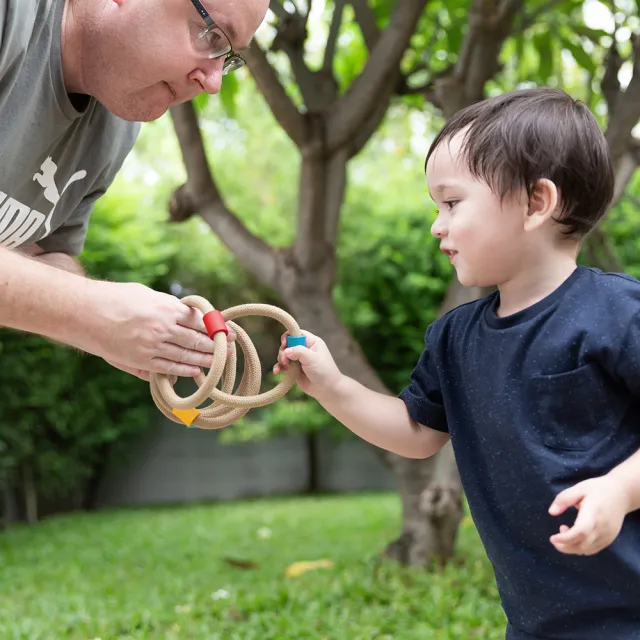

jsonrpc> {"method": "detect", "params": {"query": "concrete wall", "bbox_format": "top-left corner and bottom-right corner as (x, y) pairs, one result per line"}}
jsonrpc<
(96, 416), (395, 508)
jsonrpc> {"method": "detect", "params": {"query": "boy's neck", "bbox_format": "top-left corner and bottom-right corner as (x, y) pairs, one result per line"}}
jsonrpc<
(495, 251), (579, 318)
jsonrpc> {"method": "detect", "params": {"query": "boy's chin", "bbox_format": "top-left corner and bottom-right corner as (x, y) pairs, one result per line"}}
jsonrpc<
(455, 270), (476, 288)
(456, 269), (493, 289)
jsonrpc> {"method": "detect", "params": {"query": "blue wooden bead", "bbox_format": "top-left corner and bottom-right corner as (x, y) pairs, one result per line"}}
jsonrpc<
(286, 335), (307, 348)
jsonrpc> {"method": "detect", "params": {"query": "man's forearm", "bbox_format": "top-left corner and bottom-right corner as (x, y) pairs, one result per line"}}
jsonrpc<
(0, 247), (99, 347)
(607, 447), (640, 513)
(17, 245), (85, 276)
(33, 251), (85, 276)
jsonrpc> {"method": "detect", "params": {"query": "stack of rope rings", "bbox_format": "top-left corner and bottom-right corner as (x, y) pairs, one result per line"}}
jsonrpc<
(149, 296), (306, 429)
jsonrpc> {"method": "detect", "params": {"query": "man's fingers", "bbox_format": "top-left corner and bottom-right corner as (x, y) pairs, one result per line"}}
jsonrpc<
(176, 306), (235, 342)
(157, 343), (215, 369)
(149, 358), (201, 378)
(169, 325), (216, 354)
(176, 305), (207, 331)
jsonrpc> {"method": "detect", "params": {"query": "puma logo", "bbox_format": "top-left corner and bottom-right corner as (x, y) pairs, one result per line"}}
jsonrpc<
(0, 157), (88, 249)
(33, 157), (87, 234)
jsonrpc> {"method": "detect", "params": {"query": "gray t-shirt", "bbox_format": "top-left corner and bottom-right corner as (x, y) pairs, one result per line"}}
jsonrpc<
(0, 0), (140, 255)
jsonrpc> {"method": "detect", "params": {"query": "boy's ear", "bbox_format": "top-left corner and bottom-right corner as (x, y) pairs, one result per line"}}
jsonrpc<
(524, 178), (558, 232)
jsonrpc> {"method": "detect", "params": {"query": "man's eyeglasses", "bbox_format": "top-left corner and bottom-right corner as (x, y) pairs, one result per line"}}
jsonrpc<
(189, 0), (245, 75)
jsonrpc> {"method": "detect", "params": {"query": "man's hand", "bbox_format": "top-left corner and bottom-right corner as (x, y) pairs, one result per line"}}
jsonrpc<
(548, 476), (630, 555)
(2, 247), (235, 380)
(89, 281), (236, 379)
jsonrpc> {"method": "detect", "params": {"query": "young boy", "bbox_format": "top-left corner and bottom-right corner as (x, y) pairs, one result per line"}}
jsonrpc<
(274, 87), (640, 639)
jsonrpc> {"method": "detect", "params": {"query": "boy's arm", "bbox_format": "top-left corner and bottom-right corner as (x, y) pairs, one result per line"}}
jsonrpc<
(607, 447), (640, 513)
(548, 447), (640, 555)
(316, 375), (450, 459)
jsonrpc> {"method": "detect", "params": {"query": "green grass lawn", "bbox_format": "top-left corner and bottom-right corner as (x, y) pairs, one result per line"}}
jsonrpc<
(0, 493), (506, 639)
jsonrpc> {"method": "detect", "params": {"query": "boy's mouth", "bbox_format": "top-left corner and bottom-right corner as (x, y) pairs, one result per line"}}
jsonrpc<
(441, 248), (458, 263)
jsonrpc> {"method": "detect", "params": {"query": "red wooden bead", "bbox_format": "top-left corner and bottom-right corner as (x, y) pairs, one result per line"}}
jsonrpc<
(203, 310), (229, 339)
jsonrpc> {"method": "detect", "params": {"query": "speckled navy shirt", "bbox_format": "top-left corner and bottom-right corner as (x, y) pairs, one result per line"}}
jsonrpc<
(399, 266), (640, 639)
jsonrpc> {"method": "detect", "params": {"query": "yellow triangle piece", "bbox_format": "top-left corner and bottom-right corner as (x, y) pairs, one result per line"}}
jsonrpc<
(172, 408), (201, 427)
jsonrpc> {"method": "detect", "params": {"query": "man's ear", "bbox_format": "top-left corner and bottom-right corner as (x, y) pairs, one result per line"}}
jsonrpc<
(524, 178), (559, 232)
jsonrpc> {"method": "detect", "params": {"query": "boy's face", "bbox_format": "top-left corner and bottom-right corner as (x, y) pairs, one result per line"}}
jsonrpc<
(426, 133), (529, 288)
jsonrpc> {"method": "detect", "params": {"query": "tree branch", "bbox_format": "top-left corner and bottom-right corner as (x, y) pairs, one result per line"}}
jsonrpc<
(605, 34), (640, 167)
(326, 0), (428, 151)
(323, 0), (345, 74)
(349, 80), (397, 158)
(351, 0), (381, 50)
(518, 0), (566, 31)
(243, 43), (308, 148)
(584, 143), (639, 274)
(271, 7), (337, 110)
(269, 0), (293, 21)
(169, 102), (280, 288)
(611, 139), (640, 204)
(601, 41), (622, 117)
(434, 0), (525, 117)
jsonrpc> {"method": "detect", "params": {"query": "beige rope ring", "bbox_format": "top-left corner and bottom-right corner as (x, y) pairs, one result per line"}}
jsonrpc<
(149, 295), (305, 430)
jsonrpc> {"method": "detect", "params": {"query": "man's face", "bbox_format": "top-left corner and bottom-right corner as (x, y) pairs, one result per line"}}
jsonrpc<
(80, 0), (268, 122)
(427, 132), (529, 289)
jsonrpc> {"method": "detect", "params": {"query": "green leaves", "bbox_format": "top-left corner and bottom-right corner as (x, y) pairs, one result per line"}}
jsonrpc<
(193, 74), (240, 118)
(559, 31), (597, 73)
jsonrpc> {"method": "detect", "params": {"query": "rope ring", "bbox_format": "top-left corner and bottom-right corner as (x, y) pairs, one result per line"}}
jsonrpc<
(149, 296), (303, 430)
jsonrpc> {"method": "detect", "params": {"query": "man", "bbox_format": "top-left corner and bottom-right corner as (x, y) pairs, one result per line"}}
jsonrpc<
(0, 0), (268, 380)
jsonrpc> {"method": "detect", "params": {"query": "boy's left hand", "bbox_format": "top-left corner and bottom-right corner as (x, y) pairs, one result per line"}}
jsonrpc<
(548, 475), (631, 556)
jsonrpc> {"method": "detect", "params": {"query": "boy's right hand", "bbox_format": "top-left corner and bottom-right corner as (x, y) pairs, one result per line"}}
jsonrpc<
(273, 330), (342, 399)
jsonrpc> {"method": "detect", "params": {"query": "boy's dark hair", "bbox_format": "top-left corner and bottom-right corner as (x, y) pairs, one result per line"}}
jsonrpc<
(425, 87), (615, 237)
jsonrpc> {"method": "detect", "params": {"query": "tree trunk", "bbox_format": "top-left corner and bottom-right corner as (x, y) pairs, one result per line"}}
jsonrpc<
(1, 482), (19, 529)
(277, 152), (479, 567)
(22, 462), (38, 525)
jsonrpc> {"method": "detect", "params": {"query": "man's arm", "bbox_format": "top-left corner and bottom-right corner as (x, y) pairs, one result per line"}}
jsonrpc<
(0, 246), (221, 377)
(16, 244), (85, 276)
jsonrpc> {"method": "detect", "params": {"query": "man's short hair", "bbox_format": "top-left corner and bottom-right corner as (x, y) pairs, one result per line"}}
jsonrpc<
(425, 87), (615, 237)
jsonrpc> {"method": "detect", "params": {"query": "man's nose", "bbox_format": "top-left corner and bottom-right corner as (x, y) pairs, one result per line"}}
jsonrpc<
(190, 57), (224, 95)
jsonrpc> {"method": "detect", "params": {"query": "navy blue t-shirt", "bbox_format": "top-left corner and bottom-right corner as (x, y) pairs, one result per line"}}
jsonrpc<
(399, 266), (640, 640)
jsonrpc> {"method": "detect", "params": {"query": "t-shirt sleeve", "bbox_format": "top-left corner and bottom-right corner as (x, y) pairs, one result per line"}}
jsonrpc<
(615, 310), (640, 395)
(36, 188), (104, 256)
(0, 1), (8, 58)
(398, 325), (449, 433)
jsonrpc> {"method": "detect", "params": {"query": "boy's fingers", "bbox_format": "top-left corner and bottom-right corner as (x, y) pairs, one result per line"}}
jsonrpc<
(284, 345), (311, 363)
(551, 507), (595, 546)
(549, 484), (586, 516)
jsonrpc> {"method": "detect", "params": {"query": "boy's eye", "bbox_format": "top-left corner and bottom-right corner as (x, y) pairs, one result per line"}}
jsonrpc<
(445, 200), (459, 210)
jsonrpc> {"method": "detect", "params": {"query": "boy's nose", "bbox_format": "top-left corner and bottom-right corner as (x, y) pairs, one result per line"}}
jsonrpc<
(431, 215), (447, 238)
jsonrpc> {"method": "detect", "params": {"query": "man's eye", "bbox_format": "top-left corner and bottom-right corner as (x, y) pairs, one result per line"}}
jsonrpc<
(202, 30), (223, 47)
